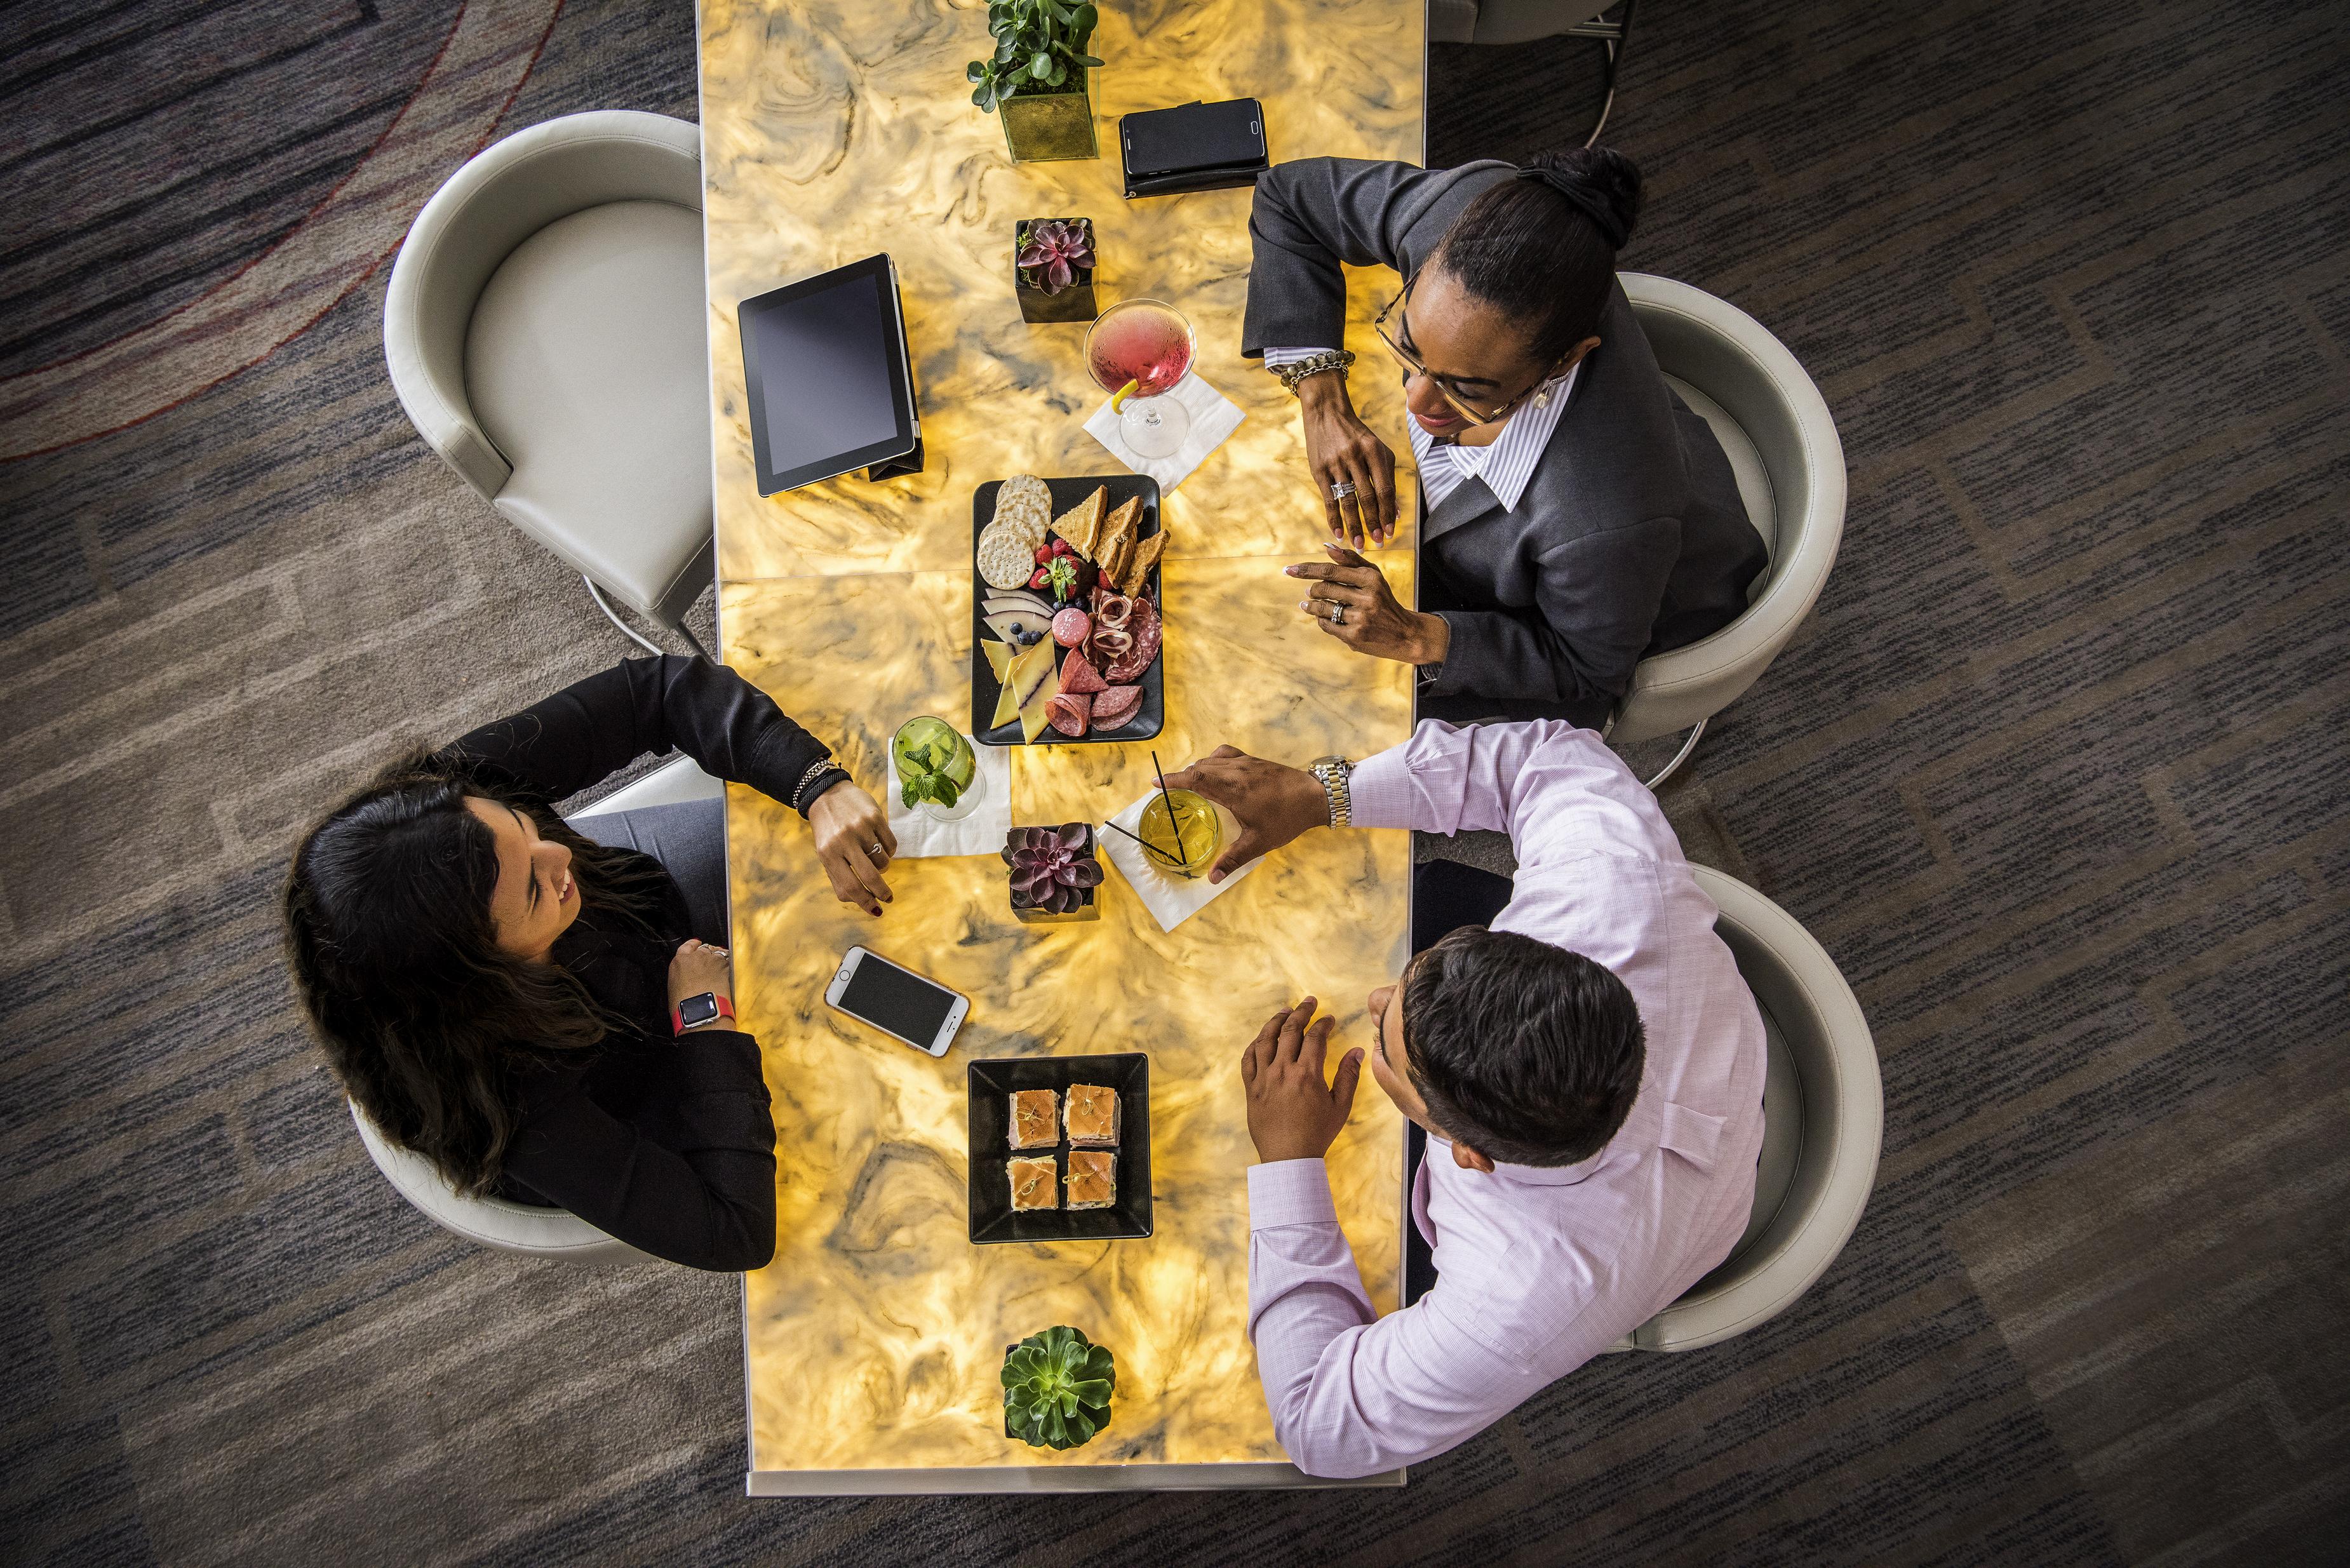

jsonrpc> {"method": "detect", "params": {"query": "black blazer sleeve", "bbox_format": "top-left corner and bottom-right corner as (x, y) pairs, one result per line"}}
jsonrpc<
(1242, 157), (1514, 356)
(501, 1033), (779, 1271)
(440, 655), (839, 815)
(1426, 515), (1684, 709)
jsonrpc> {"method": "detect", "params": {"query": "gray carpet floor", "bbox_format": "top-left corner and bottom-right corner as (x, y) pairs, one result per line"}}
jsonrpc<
(3, 1), (2346, 1564)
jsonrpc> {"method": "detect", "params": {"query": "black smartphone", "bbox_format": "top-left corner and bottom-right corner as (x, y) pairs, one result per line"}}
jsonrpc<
(1120, 98), (1266, 191)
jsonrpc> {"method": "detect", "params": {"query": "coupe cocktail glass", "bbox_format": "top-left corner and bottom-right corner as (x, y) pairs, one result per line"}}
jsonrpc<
(1086, 299), (1195, 460)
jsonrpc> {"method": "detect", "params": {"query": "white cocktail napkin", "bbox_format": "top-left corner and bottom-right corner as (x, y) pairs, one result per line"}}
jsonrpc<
(1098, 789), (1261, 932)
(887, 734), (1014, 858)
(1083, 370), (1246, 492)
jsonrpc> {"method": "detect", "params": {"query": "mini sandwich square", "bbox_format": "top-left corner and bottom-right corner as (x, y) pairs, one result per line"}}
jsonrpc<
(1066, 1150), (1115, 1210)
(1009, 1089), (1060, 1150)
(1008, 1156), (1059, 1211)
(1064, 1084), (1118, 1147)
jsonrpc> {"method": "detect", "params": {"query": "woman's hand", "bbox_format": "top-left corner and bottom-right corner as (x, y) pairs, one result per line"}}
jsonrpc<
(807, 782), (897, 918)
(1286, 544), (1451, 666)
(1298, 376), (1399, 547)
(669, 939), (734, 1027)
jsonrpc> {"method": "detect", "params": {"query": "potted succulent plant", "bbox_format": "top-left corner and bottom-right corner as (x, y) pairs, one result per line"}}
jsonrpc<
(1002, 1325), (1116, 1450)
(1014, 217), (1098, 324)
(966, 0), (1102, 163)
(1004, 823), (1103, 923)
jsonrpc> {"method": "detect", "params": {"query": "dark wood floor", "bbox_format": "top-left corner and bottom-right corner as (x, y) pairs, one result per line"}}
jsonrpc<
(0, 1), (2343, 1563)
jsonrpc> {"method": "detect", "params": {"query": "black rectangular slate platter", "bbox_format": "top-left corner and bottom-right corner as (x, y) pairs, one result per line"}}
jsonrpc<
(967, 1053), (1152, 1243)
(970, 475), (1164, 747)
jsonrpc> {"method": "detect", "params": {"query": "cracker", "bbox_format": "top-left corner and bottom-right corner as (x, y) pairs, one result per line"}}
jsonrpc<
(976, 520), (1038, 589)
(993, 475), (1053, 551)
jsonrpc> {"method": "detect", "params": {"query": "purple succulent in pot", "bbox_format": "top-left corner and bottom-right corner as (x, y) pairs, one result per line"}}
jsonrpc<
(1016, 218), (1096, 296)
(1004, 823), (1103, 917)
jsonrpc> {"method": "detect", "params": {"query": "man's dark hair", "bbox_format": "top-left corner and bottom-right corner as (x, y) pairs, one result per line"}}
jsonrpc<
(1400, 927), (1646, 1166)
(1432, 145), (1644, 366)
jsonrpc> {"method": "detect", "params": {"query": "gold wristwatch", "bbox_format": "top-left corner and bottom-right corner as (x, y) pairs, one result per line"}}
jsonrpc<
(1307, 756), (1354, 828)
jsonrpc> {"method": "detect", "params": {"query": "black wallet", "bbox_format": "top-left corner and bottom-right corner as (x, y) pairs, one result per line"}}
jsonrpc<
(1120, 98), (1268, 198)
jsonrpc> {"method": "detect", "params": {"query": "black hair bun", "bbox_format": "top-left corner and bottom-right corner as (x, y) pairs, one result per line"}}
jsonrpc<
(1522, 145), (1644, 250)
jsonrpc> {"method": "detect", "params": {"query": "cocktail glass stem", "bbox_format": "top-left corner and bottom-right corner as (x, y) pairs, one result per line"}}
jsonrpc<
(1119, 397), (1191, 460)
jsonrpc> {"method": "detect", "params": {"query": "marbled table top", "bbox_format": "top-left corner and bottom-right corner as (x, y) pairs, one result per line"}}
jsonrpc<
(702, 0), (1425, 1478)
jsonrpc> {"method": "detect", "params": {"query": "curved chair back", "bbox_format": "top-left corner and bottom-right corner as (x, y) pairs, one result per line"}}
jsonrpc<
(383, 110), (702, 502)
(349, 1101), (658, 1266)
(1626, 866), (1881, 1350)
(1611, 274), (1847, 746)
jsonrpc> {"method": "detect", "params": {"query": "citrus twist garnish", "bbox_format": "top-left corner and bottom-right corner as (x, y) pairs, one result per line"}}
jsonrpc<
(1110, 378), (1139, 413)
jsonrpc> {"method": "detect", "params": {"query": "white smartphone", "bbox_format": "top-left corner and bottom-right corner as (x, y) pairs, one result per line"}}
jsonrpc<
(824, 946), (967, 1057)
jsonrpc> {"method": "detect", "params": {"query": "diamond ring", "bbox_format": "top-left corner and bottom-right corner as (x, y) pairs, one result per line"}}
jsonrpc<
(1329, 480), (1357, 500)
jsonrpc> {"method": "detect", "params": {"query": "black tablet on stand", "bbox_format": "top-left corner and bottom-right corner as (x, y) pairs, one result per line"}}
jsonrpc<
(737, 254), (923, 495)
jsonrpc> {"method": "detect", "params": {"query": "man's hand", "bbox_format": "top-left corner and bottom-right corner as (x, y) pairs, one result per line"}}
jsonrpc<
(1241, 997), (1364, 1163)
(1298, 376), (1399, 546)
(1287, 544), (1449, 666)
(1162, 746), (1331, 882)
(807, 781), (896, 916)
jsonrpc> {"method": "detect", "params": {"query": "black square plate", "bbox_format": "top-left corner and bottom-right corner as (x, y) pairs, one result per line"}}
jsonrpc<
(970, 475), (1164, 747)
(967, 1054), (1152, 1243)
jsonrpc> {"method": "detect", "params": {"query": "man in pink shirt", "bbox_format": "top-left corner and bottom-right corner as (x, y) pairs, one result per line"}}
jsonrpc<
(1165, 718), (1767, 1478)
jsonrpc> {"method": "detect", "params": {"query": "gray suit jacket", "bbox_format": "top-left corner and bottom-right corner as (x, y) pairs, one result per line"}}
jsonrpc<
(1244, 157), (1766, 728)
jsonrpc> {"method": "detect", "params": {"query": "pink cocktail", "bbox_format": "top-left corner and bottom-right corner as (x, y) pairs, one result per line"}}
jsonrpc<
(1085, 300), (1195, 459)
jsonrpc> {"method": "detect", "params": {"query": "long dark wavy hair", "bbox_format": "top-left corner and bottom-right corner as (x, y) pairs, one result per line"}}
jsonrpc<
(284, 749), (669, 1195)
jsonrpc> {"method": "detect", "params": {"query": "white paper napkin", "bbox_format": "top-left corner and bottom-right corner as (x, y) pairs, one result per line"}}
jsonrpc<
(1098, 789), (1261, 932)
(887, 734), (1014, 858)
(1083, 369), (1246, 492)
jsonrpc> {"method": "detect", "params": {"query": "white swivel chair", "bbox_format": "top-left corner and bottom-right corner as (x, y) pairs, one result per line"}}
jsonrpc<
(383, 110), (715, 657)
(1609, 273), (1848, 787)
(1615, 866), (1882, 1350)
(347, 756), (725, 1264)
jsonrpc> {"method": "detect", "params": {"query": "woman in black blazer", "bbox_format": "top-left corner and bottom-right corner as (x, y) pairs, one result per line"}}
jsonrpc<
(285, 656), (894, 1270)
(1246, 147), (1767, 728)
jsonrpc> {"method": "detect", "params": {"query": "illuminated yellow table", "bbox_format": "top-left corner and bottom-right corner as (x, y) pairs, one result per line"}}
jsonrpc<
(700, 0), (1426, 1492)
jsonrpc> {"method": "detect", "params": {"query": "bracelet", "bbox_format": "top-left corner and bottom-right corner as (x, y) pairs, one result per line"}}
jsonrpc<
(1273, 349), (1355, 396)
(789, 758), (847, 814)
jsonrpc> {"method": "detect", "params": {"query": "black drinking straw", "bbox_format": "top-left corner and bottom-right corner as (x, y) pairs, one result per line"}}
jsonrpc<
(1148, 751), (1195, 878)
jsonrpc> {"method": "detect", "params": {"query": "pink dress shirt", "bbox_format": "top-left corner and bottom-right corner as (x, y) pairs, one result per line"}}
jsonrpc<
(1247, 719), (1768, 1478)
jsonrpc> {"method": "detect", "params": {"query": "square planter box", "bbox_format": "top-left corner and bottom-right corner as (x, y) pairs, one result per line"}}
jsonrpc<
(1000, 84), (1097, 163)
(1015, 217), (1097, 324)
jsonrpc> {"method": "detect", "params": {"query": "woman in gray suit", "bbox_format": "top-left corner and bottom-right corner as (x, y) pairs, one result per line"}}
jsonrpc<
(1246, 147), (1766, 728)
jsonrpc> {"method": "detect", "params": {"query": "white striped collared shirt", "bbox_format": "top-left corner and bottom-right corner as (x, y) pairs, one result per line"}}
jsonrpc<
(1264, 347), (1579, 513)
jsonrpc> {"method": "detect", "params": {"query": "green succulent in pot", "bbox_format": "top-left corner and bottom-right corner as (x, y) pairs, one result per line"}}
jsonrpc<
(965, 0), (1102, 112)
(1001, 1325), (1115, 1450)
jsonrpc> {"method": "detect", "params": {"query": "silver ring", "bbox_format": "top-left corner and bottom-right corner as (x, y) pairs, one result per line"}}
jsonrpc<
(1328, 603), (1345, 625)
(868, 843), (886, 859)
(1329, 480), (1356, 500)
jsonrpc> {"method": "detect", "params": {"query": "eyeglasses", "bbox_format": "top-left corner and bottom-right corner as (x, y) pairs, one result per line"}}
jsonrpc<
(1372, 270), (1562, 427)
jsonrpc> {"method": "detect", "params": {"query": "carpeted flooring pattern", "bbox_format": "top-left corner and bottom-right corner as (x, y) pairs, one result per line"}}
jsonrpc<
(2, 1), (2346, 1564)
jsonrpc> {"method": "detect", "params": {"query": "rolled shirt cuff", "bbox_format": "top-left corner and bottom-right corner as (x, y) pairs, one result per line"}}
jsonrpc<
(1247, 1158), (1340, 1228)
(1263, 345), (1343, 369)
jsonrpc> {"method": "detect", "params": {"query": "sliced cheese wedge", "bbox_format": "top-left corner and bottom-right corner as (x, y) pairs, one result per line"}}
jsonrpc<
(1011, 636), (1059, 742)
(1001, 636), (1057, 740)
(981, 637), (1016, 682)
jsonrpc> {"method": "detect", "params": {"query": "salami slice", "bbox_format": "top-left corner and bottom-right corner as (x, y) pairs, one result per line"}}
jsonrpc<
(1091, 684), (1143, 728)
(1059, 649), (1108, 695)
(1046, 692), (1092, 738)
(1103, 598), (1161, 683)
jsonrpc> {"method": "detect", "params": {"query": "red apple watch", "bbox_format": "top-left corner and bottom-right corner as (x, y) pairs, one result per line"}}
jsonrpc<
(671, 991), (735, 1036)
